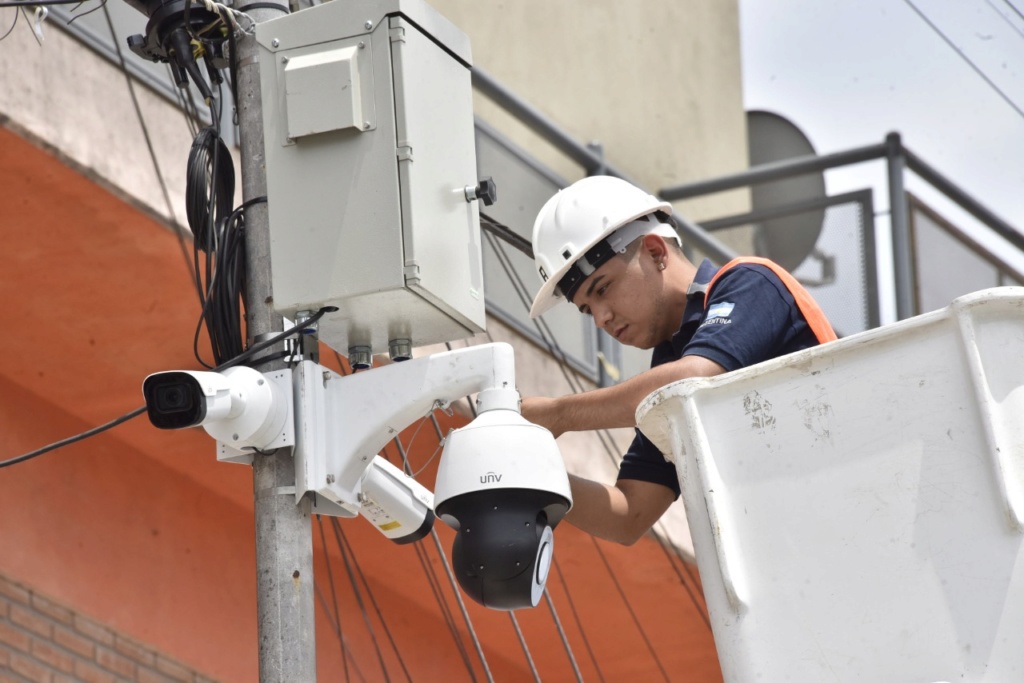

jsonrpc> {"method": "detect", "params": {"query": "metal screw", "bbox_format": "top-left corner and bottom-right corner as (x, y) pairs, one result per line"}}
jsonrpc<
(326, 474), (335, 484)
(271, 38), (280, 47)
(257, 379), (265, 386)
(281, 56), (288, 64)
(358, 41), (365, 49)
(364, 20), (373, 30)
(363, 122), (371, 130)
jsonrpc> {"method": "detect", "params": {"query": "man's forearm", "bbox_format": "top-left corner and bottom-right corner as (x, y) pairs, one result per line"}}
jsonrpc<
(537, 354), (725, 435)
(564, 475), (677, 546)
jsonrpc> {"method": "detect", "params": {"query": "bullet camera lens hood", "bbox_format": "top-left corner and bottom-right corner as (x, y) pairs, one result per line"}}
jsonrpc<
(143, 372), (206, 429)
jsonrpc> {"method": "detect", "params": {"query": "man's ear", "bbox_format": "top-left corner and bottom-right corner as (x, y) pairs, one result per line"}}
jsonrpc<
(640, 233), (670, 262)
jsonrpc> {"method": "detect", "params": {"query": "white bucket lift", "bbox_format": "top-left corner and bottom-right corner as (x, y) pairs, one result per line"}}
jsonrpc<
(638, 287), (1024, 683)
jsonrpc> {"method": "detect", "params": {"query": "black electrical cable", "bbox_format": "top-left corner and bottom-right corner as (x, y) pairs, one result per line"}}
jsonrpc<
(382, 435), (480, 682)
(312, 580), (371, 683)
(540, 589), (589, 683)
(0, 6), (18, 41)
(186, 127), (234, 250)
(67, 0), (107, 25)
(507, 612), (542, 683)
(483, 230), (591, 396)
(226, 19), (240, 113)
(0, 0), (99, 6)
(337, 523), (414, 683)
(169, 62), (204, 138)
(184, 121), (252, 368)
(590, 536), (672, 682)
(0, 407), (147, 470)
(235, 2), (288, 12)
(103, 2), (193, 279)
(480, 212), (534, 258)
(315, 515), (352, 683)
(242, 350), (291, 368)
(541, 590), (586, 683)
(216, 305), (333, 370)
(328, 518), (393, 683)
(551, 560), (605, 683)
(652, 530), (712, 630)
(428, 527), (495, 683)
(0, 308), (332, 470)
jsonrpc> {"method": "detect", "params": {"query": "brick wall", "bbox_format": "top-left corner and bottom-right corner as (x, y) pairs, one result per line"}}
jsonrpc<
(0, 572), (217, 683)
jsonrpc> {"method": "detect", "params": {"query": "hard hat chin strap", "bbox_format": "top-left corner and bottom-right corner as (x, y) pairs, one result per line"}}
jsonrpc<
(556, 215), (680, 303)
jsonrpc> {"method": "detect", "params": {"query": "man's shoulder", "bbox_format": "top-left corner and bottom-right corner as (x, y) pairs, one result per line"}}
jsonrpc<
(708, 261), (795, 305)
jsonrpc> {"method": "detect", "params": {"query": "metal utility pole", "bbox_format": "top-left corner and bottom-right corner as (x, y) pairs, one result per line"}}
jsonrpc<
(235, 4), (318, 680)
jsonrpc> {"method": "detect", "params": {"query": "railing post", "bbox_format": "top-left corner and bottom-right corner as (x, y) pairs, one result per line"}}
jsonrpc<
(886, 132), (916, 320)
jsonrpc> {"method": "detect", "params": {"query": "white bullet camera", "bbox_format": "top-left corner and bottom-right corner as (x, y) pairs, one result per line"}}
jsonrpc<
(355, 455), (435, 544)
(142, 366), (294, 455)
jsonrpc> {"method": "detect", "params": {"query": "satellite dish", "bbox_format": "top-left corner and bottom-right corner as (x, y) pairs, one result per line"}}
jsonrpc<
(747, 111), (827, 270)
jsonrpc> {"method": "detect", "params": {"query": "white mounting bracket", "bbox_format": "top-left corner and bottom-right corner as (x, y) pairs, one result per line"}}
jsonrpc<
(293, 342), (519, 513)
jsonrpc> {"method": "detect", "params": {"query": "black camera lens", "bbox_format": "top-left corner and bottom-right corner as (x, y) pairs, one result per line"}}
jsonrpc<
(143, 373), (207, 429)
(154, 384), (193, 412)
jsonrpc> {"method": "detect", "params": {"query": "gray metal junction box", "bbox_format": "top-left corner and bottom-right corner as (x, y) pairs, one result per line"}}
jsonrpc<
(255, 0), (486, 355)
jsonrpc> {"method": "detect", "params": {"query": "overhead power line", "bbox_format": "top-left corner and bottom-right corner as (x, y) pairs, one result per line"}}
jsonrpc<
(903, 0), (1024, 121)
(986, 0), (1024, 40)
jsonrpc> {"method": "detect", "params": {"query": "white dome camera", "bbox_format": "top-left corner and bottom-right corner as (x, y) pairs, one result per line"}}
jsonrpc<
(433, 403), (572, 610)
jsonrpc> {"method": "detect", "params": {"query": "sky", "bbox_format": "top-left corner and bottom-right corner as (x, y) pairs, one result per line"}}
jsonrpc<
(739, 0), (1024, 322)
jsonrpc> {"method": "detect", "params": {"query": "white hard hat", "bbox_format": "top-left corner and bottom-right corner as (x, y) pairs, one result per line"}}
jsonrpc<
(529, 176), (677, 318)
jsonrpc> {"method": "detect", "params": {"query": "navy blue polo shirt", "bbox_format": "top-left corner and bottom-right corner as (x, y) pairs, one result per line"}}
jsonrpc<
(617, 259), (823, 497)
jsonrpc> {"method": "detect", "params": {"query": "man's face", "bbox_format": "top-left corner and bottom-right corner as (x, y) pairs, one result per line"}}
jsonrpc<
(570, 248), (673, 350)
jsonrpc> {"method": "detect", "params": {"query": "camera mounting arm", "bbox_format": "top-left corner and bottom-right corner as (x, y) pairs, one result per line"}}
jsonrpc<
(293, 342), (519, 512)
(294, 341), (571, 608)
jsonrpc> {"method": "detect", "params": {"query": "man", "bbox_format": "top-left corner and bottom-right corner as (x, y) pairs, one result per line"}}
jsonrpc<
(521, 175), (836, 545)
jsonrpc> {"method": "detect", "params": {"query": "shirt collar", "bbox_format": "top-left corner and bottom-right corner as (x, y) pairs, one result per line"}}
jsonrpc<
(680, 259), (719, 326)
(652, 259), (720, 363)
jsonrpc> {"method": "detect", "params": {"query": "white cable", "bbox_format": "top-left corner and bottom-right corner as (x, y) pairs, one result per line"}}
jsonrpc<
(198, 0), (256, 35)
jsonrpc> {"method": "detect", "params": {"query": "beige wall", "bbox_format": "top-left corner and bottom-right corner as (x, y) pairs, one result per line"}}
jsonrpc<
(431, 0), (749, 221)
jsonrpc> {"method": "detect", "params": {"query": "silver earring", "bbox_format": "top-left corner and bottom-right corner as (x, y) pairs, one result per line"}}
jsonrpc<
(657, 261), (666, 271)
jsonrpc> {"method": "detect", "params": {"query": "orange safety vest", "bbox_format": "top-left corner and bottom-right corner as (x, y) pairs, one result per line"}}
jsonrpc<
(704, 257), (837, 344)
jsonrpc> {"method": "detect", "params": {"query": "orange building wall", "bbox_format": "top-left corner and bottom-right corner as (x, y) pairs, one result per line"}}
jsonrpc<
(0, 125), (722, 682)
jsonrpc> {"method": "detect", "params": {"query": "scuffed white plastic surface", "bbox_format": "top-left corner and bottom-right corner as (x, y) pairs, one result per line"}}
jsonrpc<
(638, 288), (1024, 683)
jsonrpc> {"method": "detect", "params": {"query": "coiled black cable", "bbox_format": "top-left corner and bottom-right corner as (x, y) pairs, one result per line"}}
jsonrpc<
(186, 126), (234, 252)
(185, 124), (252, 367)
